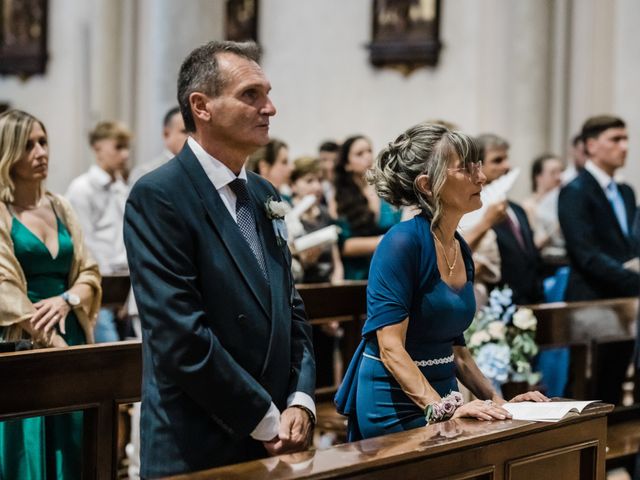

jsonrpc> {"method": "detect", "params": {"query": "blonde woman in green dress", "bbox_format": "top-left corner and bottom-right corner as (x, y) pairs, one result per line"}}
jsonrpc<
(0, 110), (102, 479)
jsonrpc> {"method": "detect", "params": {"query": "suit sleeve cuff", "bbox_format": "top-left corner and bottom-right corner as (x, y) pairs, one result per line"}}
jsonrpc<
(250, 402), (280, 441)
(286, 391), (316, 419)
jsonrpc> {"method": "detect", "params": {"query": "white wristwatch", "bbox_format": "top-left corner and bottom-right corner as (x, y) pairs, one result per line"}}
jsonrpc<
(61, 291), (80, 307)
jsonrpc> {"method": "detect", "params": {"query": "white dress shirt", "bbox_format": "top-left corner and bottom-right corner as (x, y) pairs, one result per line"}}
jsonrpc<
(65, 165), (128, 274)
(584, 159), (615, 192)
(188, 137), (316, 441)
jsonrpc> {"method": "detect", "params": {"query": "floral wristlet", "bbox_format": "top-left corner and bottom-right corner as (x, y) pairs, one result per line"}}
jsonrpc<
(424, 391), (464, 424)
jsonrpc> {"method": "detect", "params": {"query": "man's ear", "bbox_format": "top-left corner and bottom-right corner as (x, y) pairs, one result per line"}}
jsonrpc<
(584, 137), (596, 157)
(416, 174), (432, 197)
(189, 92), (212, 124)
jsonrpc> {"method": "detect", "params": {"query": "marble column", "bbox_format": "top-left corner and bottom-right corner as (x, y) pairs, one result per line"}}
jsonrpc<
(476, 0), (554, 200)
(130, 0), (224, 169)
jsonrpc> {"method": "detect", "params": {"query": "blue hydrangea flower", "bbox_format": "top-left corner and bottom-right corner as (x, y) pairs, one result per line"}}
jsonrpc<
(475, 343), (511, 384)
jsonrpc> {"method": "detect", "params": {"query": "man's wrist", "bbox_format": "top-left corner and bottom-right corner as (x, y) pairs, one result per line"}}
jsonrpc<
(290, 404), (316, 425)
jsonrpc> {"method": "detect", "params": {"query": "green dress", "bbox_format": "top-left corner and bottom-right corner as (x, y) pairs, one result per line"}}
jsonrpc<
(338, 199), (403, 280)
(0, 214), (85, 479)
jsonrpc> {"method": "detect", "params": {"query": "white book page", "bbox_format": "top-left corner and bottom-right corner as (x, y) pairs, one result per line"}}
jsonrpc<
(503, 401), (599, 422)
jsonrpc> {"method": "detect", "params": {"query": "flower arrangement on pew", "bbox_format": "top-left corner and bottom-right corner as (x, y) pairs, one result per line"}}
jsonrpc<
(464, 286), (541, 394)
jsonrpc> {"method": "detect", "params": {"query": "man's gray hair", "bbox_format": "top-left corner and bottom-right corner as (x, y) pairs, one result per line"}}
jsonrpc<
(475, 133), (510, 154)
(177, 40), (261, 132)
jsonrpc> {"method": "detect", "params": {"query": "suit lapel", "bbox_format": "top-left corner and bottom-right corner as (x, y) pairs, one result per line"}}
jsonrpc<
(177, 147), (271, 318)
(247, 172), (288, 334)
(621, 185), (636, 241)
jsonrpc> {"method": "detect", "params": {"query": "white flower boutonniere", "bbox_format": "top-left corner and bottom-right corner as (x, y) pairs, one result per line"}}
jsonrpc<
(265, 196), (291, 246)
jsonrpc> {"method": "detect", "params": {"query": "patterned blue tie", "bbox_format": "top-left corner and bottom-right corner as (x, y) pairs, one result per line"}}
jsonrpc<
(606, 181), (629, 236)
(228, 178), (268, 279)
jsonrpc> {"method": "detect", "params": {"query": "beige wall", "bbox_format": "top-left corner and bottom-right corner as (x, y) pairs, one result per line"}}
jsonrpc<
(0, 0), (637, 198)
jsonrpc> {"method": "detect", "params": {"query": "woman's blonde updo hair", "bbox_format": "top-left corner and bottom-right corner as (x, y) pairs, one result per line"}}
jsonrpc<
(367, 122), (481, 228)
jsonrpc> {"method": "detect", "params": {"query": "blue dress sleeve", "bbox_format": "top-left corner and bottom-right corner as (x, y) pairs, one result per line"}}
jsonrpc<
(362, 222), (421, 338)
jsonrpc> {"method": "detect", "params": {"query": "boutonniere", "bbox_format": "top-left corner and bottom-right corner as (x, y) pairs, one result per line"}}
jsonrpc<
(265, 196), (291, 246)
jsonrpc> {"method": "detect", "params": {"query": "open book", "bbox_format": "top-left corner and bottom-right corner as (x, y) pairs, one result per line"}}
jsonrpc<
(502, 400), (599, 422)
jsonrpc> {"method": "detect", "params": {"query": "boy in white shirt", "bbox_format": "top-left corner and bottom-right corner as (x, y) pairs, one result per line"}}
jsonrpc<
(66, 121), (131, 342)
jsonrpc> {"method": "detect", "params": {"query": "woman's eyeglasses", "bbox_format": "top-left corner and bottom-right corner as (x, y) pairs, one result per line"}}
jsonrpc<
(447, 162), (483, 177)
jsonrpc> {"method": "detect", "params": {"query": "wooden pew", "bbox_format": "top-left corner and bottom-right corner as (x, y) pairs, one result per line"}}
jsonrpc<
(166, 403), (613, 480)
(3, 282), (634, 477)
(0, 341), (141, 480)
(296, 281), (367, 442)
(100, 274), (131, 309)
(528, 297), (638, 400)
(0, 342), (613, 479)
(300, 285), (639, 451)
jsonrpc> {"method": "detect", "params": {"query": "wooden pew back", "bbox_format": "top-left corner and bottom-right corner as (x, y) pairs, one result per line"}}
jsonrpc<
(0, 341), (141, 480)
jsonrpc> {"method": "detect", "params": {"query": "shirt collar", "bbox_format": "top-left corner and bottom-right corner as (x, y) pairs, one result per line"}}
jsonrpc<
(584, 160), (614, 190)
(187, 136), (247, 191)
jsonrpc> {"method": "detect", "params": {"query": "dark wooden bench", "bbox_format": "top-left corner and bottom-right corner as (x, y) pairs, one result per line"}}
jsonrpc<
(3, 281), (635, 476)
(589, 336), (639, 473)
(0, 341), (141, 480)
(297, 281), (367, 443)
(100, 274), (130, 309)
(166, 403), (614, 480)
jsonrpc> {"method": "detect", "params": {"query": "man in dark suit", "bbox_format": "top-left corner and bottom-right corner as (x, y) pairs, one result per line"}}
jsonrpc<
(558, 115), (639, 301)
(476, 134), (544, 305)
(123, 41), (316, 478)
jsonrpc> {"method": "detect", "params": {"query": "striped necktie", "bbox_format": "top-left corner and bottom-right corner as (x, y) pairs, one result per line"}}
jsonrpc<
(228, 178), (268, 279)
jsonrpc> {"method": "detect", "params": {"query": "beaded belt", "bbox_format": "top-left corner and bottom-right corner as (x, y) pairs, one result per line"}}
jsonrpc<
(363, 352), (455, 367)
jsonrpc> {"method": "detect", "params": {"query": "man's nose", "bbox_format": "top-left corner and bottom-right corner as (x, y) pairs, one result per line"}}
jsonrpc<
(262, 97), (276, 116)
(620, 140), (629, 152)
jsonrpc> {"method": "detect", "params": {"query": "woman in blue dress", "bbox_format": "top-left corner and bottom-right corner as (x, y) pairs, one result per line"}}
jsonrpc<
(336, 123), (547, 440)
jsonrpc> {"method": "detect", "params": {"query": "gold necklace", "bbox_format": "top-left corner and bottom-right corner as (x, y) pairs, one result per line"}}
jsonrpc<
(433, 233), (458, 277)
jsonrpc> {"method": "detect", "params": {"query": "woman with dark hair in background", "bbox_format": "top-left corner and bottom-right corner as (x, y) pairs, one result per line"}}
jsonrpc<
(0, 110), (102, 479)
(334, 135), (401, 280)
(247, 138), (292, 202)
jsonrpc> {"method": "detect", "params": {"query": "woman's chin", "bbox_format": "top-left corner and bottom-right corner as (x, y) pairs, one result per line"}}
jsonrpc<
(466, 196), (483, 213)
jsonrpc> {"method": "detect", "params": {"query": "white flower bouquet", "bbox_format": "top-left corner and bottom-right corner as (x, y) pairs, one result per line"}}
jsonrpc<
(465, 286), (541, 392)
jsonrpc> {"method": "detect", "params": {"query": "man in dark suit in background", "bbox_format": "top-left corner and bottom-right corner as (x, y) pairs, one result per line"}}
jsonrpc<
(558, 115), (639, 301)
(123, 41), (316, 478)
(476, 134), (543, 305)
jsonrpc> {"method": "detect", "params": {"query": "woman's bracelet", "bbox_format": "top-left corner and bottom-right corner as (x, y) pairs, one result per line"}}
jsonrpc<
(424, 391), (464, 424)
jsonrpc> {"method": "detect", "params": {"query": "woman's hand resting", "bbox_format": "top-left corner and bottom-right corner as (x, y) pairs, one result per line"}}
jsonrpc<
(451, 399), (512, 421)
(508, 390), (550, 403)
(31, 296), (70, 334)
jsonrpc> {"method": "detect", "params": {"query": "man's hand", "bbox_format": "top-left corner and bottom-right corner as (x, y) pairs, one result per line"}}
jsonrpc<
(483, 200), (508, 227)
(262, 407), (313, 456)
